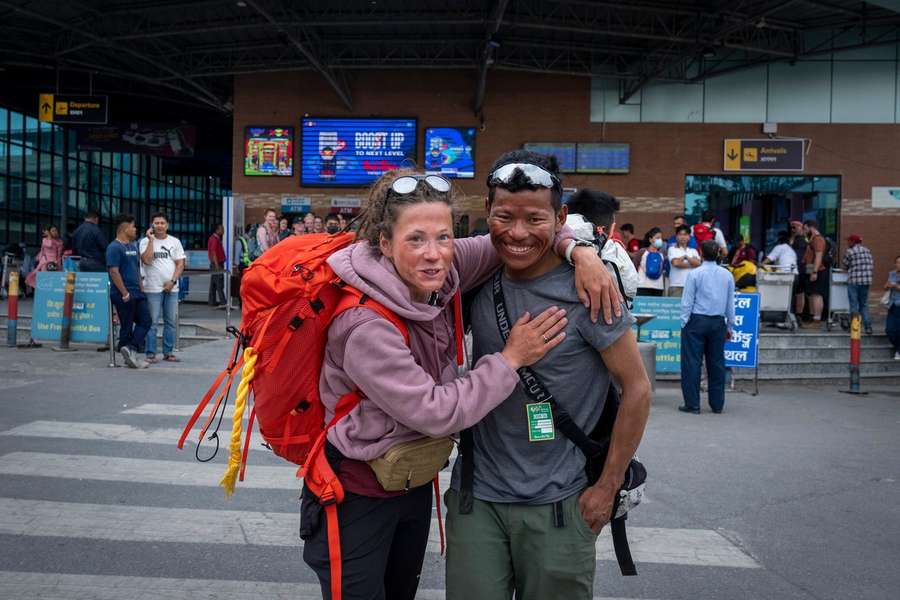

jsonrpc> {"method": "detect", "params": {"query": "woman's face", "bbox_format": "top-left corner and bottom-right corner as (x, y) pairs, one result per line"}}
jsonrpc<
(379, 202), (454, 303)
(49, 226), (58, 238)
(279, 218), (288, 231)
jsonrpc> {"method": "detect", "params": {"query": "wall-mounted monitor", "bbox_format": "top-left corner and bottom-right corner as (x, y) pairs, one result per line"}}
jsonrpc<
(301, 117), (417, 186)
(424, 127), (476, 179)
(244, 126), (294, 176)
(576, 143), (630, 174)
(522, 142), (576, 173)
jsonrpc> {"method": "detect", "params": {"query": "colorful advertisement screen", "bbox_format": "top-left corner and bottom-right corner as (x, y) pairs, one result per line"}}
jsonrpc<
(522, 142), (577, 173)
(244, 127), (294, 176)
(424, 127), (476, 179)
(301, 117), (417, 186)
(576, 143), (630, 174)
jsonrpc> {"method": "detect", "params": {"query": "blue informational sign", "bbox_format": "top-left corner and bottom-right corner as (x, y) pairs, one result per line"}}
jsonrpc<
(632, 296), (682, 373)
(301, 118), (417, 186)
(424, 127), (476, 178)
(32, 272), (110, 344)
(576, 143), (630, 174)
(725, 292), (760, 368)
(522, 142), (576, 172)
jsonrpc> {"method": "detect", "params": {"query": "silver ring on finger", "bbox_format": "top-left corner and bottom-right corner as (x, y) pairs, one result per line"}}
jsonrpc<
(542, 334), (550, 344)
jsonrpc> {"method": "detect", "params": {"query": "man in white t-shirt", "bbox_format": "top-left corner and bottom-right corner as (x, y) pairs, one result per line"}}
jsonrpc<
(140, 213), (185, 363)
(667, 225), (701, 297)
(764, 231), (798, 275)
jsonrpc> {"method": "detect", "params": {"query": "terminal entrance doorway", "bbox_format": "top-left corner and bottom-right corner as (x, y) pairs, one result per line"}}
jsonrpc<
(684, 175), (840, 256)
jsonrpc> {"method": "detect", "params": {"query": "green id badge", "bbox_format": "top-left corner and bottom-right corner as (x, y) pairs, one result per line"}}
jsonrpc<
(526, 402), (555, 442)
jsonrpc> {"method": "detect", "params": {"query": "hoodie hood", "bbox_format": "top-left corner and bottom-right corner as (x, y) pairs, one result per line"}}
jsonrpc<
(327, 241), (461, 322)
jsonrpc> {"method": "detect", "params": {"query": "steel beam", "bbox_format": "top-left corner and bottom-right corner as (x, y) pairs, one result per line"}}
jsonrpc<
(473, 0), (510, 115)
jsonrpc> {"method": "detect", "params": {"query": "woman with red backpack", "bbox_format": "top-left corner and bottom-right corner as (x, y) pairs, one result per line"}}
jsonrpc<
(299, 169), (617, 600)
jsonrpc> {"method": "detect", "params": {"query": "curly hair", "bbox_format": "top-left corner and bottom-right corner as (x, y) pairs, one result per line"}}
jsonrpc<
(356, 169), (456, 254)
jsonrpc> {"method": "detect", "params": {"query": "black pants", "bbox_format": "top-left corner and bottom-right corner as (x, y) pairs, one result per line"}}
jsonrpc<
(110, 292), (151, 352)
(681, 314), (727, 412)
(208, 271), (226, 305)
(300, 471), (433, 600)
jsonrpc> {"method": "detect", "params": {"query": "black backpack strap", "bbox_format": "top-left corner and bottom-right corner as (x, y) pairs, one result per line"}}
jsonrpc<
(610, 515), (637, 576)
(458, 428), (475, 514)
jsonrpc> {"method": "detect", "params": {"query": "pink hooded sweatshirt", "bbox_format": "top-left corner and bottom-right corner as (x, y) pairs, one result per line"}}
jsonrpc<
(321, 234), (519, 462)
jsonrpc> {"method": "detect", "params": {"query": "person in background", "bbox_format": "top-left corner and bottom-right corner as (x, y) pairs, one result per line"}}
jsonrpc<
(666, 225), (701, 297)
(789, 220), (808, 318)
(324, 213), (341, 235)
(764, 231), (798, 275)
(693, 210), (728, 257)
(884, 255), (900, 360)
(842, 234), (874, 335)
(337, 213), (349, 231)
(800, 219), (828, 329)
(620, 223), (639, 253)
(25, 224), (64, 289)
(636, 227), (666, 296)
(140, 213), (185, 363)
(107, 214), (151, 369)
(729, 236), (757, 267)
(667, 215), (696, 249)
(256, 208), (279, 255)
(679, 239), (735, 414)
(207, 223), (227, 307)
(304, 212), (316, 233)
(277, 216), (291, 241)
(291, 216), (305, 236)
(72, 211), (108, 272)
(313, 215), (325, 234)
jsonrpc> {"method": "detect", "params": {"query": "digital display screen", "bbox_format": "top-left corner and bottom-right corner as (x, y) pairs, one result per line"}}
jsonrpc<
(244, 127), (293, 176)
(523, 142), (576, 173)
(424, 127), (476, 179)
(576, 143), (630, 174)
(301, 117), (417, 186)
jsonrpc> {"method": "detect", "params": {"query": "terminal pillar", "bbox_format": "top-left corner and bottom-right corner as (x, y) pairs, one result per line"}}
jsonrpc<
(52, 271), (77, 352)
(6, 270), (18, 347)
(843, 313), (865, 395)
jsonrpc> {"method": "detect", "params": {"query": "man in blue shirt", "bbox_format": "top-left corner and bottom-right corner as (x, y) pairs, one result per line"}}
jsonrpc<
(72, 211), (108, 272)
(107, 214), (151, 369)
(679, 239), (735, 414)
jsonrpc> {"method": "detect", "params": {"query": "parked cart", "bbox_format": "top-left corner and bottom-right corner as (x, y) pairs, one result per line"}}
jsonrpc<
(757, 265), (797, 331)
(826, 268), (850, 331)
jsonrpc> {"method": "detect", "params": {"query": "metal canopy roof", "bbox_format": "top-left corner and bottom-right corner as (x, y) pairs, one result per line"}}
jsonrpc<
(1, 0), (898, 115)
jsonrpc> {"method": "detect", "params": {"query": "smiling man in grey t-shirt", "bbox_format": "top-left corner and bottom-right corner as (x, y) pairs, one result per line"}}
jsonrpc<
(446, 152), (651, 600)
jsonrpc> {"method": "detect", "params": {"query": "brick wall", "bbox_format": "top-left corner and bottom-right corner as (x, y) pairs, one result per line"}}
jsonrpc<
(233, 69), (900, 284)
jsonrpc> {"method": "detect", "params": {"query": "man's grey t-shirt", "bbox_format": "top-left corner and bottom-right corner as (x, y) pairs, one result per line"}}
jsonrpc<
(450, 262), (634, 504)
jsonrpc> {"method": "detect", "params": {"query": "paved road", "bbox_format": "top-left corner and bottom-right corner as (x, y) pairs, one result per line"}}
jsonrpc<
(0, 339), (898, 599)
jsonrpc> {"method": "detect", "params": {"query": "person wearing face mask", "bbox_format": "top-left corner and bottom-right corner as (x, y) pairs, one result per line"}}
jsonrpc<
(324, 213), (341, 235)
(636, 227), (666, 296)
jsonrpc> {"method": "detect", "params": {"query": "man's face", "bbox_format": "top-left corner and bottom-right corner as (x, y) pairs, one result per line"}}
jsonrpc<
(292, 222), (304, 235)
(487, 187), (564, 278)
(122, 221), (137, 241)
(802, 224), (812, 237)
(265, 211), (277, 227)
(621, 229), (633, 242)
(895, 256), (900, 271)
(152, 217), (168, 236)
(216, 225), (224, 237)
(676, 230), (690, 246)
(673, 217), (685, 231)
(304, 214), (315, 230)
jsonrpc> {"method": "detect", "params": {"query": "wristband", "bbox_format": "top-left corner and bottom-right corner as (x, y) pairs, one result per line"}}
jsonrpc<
(564, 239), (595, 266)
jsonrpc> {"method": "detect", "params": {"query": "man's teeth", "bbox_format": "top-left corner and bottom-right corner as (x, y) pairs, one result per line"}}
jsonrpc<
(506, 245), (533, 254)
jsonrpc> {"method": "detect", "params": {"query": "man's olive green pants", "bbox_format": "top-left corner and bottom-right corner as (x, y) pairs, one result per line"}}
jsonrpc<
(444, 488), (598, 600)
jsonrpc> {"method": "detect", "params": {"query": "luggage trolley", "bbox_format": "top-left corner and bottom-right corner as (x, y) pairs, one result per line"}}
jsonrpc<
(757, 265), (798, 331)
(826, 268), (850, 331)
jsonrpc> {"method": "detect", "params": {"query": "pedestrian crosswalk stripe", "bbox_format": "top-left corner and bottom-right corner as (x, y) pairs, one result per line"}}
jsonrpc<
(0, 497), (759, 568)
(123, 403), (238, 417)
(0, 571), (638, 600)
(0, 451), (453, 490)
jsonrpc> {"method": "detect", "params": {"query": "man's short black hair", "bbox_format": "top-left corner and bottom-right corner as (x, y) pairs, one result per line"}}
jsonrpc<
(676, 225), (691, 235)
(673, 214), (687, 222)
(324, 213), (340, 224)
(701, 209), (716, 223)
(151, 212), (168, 222)
(803, 219), (818, 228)
(566, 190), (619, 229)
(700, 239), (719, 261)
(777, 230), (790, 244)
(114, 214), (135, 230)
(486, 149), (562, 210)
(620, 223), (635, 234)
(85, 210), (100, 221)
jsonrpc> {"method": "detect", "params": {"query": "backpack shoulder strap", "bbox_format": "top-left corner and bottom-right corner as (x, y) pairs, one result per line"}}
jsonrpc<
(332, 285), (410, 346)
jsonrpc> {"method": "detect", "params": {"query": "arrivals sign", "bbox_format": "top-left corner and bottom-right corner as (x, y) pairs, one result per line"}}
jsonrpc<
(32, 272), (110, 344)
(39, 93), (109, 125)
(724, 293), (760, 368)
(723, 138), (804, 172)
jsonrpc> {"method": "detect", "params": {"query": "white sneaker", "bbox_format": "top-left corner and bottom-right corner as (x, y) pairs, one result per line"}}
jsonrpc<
(120, 346), (139, 369)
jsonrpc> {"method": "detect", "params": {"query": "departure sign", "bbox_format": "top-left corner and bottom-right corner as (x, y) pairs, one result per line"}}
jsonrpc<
(39, 93), (108, 125)
(723, 139), (804, 172)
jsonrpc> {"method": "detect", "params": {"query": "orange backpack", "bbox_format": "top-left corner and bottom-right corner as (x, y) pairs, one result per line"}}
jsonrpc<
(177, 231), (462, 600)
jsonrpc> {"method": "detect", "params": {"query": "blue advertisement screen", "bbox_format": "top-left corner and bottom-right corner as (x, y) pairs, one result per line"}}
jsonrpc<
(424, 127), (476, 179)
(301, 118), (417, 186)
(523, 142), (576, 172)
(576, 143), (630, 173)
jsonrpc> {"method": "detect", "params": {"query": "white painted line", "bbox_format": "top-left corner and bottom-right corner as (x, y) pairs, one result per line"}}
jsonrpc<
(0, 450), (452, 492)
(0, 571), (639, 600)
(123, 403), (238, 418)
(0, 497), (758, 567)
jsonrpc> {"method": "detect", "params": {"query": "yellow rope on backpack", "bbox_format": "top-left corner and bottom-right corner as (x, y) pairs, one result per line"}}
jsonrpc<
(220, 346), (257, 497)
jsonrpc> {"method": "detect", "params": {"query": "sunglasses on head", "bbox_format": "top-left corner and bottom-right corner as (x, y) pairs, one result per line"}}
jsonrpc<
(389, 174), (451, 197)
(487, 162), (560, 190)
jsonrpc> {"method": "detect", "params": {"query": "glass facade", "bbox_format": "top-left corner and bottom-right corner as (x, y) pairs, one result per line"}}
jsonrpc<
(684, 175), (841, 252)
(0, 105), (224, 252)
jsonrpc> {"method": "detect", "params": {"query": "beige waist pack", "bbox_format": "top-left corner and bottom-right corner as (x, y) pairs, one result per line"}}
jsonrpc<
(368, 437), (455, 492)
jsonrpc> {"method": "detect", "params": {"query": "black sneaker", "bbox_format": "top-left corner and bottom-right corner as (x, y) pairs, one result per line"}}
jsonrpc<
(677, 405), (700, 414)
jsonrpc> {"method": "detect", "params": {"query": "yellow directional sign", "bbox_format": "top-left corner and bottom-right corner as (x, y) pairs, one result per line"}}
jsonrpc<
(39, 94), (54, 122)
(723, 138), (804, 172)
